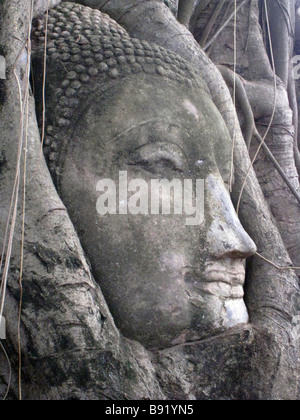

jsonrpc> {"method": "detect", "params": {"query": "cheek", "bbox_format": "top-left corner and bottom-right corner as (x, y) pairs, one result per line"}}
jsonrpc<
(160, 252), (187, 273)
(97, 213), (192, 259)
(61, 151), (209, 270)
(92, 210), (204, 293)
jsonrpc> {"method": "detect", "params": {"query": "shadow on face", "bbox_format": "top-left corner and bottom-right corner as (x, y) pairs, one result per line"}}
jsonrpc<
(59, 74), (256, 349)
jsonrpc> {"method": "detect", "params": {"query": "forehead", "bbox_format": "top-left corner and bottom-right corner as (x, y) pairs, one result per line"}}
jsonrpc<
(75, 74), (232, 162)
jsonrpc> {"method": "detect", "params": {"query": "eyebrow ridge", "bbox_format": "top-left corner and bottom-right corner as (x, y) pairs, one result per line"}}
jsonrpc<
(111, 118), (169, 142)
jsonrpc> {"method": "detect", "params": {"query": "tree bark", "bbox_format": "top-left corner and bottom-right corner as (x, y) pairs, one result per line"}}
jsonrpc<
(0, 0), (299, 400)
(0, 0), (163, 400)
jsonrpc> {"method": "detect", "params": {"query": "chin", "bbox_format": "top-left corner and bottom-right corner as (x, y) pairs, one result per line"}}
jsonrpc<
(223, 298), (249, 328)
(137, 298), (250, 350)
(172, 292), (250, 347)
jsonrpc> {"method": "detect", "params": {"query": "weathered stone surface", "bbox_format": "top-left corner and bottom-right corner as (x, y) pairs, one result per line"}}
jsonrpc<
(58, 74), (256, 348)
(32, 3), (207, 179)
(0, 0), (299, 400)
(31, 2), (257, 352)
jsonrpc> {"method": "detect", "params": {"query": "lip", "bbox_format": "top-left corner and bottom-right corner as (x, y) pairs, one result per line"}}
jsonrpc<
(185, 259), (246, 299)
(204, 262), (245, 286)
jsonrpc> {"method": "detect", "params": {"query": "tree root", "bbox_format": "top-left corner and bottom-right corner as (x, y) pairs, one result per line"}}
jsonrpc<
(206, 0), (234, 56)
(204, 0), (249, 51)
(199, 0), (227, 48)
(177, 0), (196, 28)
(218, 64), (300, 206)
(190, 0), (213, 33)
(287, 69), (300, 175)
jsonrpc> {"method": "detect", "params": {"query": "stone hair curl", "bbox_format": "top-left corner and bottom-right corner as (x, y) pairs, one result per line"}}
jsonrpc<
(32, 2), (209, 173)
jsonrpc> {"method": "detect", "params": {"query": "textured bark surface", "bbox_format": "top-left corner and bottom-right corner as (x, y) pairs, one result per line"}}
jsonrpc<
(0, 0), (299, 400)
(194, 0), (300, 271)
(0, 0), (162, 400)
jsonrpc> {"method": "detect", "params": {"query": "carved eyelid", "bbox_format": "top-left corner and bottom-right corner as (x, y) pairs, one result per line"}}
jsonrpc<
(132, 142), (188, 171)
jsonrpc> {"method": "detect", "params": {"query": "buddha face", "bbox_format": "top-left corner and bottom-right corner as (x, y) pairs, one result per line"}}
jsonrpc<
(59, 74), (256, 349)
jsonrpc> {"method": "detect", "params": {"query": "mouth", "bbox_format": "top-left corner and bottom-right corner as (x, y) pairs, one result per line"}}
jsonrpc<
(185, 259), (246, 300)
(205, 260), (245, 286)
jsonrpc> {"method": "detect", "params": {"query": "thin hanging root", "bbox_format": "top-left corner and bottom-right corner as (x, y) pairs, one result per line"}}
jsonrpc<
(218, 64), (300, 207)
(0, 0), (35, 402)
(218, 65), (254, 149)
(207, 0), (234, 55)
(16, 0), (36, 402)
(204, 0), (249, 51)
(253, 132), (300, 206)
(190, 0), (213, 33)
(255, 252), (300, 272)
(199, 0), (227, 47)
(40, 1), (50, 153)
(244, 0), (252, 54)
(275, 0), (294, 37)
(29, 0), (49, 184)
(230, 0), (237, 192)
(234, 0), (277, 213)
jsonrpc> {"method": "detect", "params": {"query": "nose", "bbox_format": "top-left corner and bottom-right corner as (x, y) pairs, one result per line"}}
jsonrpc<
(206, 174), (257, 259)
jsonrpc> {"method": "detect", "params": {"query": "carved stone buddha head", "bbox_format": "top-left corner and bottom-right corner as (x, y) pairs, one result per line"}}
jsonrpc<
(33, 2), (256, 349)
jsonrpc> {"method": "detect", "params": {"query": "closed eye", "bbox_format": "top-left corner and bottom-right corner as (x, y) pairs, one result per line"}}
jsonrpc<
(130, 157), (184, 173)
(128, 142), (187, 174)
